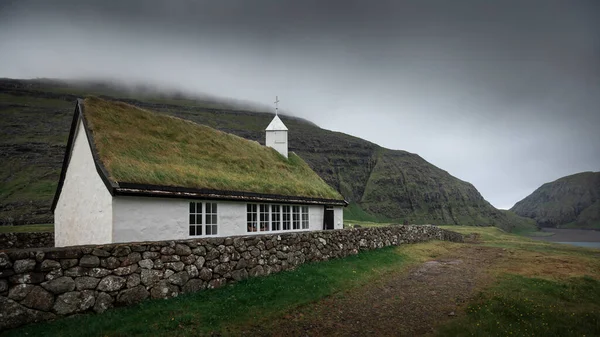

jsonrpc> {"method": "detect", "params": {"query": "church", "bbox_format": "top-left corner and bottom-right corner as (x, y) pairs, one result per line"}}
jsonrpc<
(52, 97), (346, 247)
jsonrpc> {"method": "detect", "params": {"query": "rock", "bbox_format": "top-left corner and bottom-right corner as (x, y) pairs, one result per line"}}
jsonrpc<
(101, 256), (120, 269)
(165, 262), (185, 272)
(8, 284), (35, 301)
(97, 275), (126, 292)
(169, 271), (190, 286)
(53, 291), (95, 315)
(93, 292), (114, 313)
(192, 245), (206, 256)
(88, 268), (111, 278)
(13, 259), (36, 273)
(45, 269), (63, 281)
(161, 255), (180, 262)
(138, 259), (154, 269)
(185, 265), (199, 278)
(127, 273), (141, 288)
(182, 279), (205, 293)
(117, 286), (149, 305)
(79, 255), (100, 268)
(235, 258), (247, 270)
(448, 311), (456, 316)
(21, 286), (54, 311)
(195, 256), (206, 269)
(113, 246), (131, 257)
(64, 266), (88, 277)
(141, 269), (163, 286)
(248, 265), (265, 278)
(9, 272), (45, 284)
(113, 264), (138, 276)
(41, 276), (76, 294)
(150, 280), (179, 299)
(213, 263), (230, 276)
(206, 249), (220, 261)
(199, 267), (213, 281)
(40, 259), (61, 271)
(231, 269), (248, 282)
(92, 248), (111, 257)
(75, 276), (100, 290)
(175, 244), (192, 256)
(160, 247), (175, 255)
(0, 279), (7, 292)
(0, 297), (55, 331)
(0, 252), (11, 268)
(60, 259), (78, 269)
(142, 251), (160, 260)
(207, 278), (226, 289)
(120, 252), (142, 266)
(181, 254), (196, 265)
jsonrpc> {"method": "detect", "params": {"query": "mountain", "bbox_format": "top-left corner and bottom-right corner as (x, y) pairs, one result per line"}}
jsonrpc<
(511, 171), (600, 229)
(0, 78), (536, 232)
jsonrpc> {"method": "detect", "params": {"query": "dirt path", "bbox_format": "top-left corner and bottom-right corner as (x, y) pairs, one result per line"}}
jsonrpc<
(238, 245), (504, 336)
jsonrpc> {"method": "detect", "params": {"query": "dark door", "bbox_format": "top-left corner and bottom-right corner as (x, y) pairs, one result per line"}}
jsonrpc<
(323, 207), (334, 230)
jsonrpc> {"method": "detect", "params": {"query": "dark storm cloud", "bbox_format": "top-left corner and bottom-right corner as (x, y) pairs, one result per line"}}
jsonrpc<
(1, 0), (599, 209)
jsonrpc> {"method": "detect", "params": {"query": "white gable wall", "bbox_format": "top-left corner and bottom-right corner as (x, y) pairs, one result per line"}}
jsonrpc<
(54, 119), (113, 247)
(265, 130), (288, 158)
(112, 195), (343, 243)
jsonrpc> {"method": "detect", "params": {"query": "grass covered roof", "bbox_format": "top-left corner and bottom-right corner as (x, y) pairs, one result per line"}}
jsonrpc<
(82, 97), (343, 200)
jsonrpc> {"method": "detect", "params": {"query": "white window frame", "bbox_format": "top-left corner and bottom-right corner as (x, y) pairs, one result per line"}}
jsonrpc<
(246, 203), (309, 234)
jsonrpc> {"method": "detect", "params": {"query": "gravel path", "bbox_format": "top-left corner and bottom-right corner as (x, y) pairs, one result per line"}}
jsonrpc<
(239, 245), (503, 336)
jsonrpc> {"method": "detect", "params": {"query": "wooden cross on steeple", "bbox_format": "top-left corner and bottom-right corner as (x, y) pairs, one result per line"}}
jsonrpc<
(274, 96), (280, 116)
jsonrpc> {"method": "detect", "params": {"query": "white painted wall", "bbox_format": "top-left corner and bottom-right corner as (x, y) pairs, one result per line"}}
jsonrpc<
(334, 206), (344, 229)
(112, 196), (344, 242)
(266, 130), (288, 158)
(54, 119), (113, 247)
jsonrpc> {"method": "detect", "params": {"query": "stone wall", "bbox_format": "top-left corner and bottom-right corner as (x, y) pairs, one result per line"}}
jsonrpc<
(0, 225), (462, 331)
(0, 232), (54, 250)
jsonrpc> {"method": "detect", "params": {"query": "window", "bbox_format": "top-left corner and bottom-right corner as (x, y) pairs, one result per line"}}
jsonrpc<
(247, 204), (258, 232)
(271, 205), (281, 231)
(189, 202), (202, 236)
(282, 205), (291, 230)
(205, 203), (218, 235)
(292, 206), (300, 230)
(301, 206), (309, 229)
(260, 204), (269, 232)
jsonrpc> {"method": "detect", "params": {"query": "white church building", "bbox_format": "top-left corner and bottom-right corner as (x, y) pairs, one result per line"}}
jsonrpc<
(52, 97), (346, 247)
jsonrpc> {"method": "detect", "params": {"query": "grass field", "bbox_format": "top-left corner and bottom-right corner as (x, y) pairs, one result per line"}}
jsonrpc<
(0, 224), (53, 233)
(2, 226), (599, 336)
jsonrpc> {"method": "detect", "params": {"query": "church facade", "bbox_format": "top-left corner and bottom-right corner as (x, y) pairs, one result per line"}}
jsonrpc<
(52, 98), (346, 247)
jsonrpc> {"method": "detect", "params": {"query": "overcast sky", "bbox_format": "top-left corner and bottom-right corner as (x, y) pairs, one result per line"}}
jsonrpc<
(1, 0), (599, 209)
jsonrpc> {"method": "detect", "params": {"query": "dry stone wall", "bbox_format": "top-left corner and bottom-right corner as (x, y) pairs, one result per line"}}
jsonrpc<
(0, 232), (54, 250)
(0, 225), (462, 331)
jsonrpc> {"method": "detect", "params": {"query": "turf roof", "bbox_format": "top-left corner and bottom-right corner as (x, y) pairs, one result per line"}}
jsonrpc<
(82, 97), (343, 200)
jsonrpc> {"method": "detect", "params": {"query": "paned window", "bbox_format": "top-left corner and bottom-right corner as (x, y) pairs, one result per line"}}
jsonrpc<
(301, 206), (309, 229)
(247, 204), (258, 232)
(260, 204), (270, 232)
(292, 206), (300, 230)
(271, 205), (281, 231)
(205, 203), (218, 235)
(282, 205), (291, 230)
(189, 202), (203, 236)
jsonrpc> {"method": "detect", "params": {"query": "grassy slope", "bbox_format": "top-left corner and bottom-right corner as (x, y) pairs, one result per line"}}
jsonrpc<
(3, 227), (598, 336)
(84, 97), (341, 199)
(511, 171), (600, 229)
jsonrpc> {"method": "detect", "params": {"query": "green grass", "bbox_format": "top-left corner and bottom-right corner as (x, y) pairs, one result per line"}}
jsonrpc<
(0, 224), (53, 233)
(84, 97), (342, 200)
(2, 246), (408, 337)
(437, 275), (600, 337)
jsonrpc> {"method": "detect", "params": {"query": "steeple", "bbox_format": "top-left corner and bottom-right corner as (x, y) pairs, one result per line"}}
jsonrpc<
(265, 96), (289, 158)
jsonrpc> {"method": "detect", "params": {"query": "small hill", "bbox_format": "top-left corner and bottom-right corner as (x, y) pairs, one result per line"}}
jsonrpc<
(510, 171), (600, 229)
(0, 78), (535, 232)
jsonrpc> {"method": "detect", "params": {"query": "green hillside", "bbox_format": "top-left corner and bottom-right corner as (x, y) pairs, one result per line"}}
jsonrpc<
(0, 78), (535, 232)
(511, 171), (600, 229)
